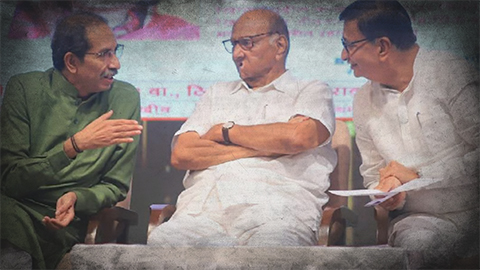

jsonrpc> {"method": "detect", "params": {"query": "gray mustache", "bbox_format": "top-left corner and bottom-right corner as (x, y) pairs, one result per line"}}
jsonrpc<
(102, 69), (118, 77)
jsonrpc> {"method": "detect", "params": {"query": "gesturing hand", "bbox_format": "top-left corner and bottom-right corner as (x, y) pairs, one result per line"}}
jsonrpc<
(74, 110), (143, 151)
(43, 192), (77, 230)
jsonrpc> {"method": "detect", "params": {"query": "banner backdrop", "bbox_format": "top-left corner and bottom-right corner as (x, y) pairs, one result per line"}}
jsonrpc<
(1, 1), (478, 120)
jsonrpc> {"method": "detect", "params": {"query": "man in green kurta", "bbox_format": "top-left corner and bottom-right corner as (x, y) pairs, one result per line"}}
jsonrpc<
(0, 12), (143, 269)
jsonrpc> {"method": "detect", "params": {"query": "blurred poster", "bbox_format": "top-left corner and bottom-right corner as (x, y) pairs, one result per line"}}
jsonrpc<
(2, 1), (478, 121)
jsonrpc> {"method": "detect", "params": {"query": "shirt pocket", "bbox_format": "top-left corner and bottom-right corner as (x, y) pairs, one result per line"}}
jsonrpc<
(416, 104), (461, 154)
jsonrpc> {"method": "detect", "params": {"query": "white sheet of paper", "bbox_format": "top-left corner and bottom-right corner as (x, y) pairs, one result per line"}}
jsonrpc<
(328, 178), (442, 207)
(328, 189), (389, 197)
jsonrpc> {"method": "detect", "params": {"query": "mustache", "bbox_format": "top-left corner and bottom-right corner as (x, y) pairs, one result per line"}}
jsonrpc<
(101, 69), (118, 77)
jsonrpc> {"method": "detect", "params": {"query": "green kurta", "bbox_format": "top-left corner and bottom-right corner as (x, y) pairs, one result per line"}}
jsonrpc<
(0, 68), (141, 269)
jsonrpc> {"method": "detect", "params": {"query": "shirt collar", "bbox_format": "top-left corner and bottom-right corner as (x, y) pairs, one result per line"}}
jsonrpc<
(229, 70), (299, 98)
(51, 68), (101, 102)
(51, 68), (79, 98)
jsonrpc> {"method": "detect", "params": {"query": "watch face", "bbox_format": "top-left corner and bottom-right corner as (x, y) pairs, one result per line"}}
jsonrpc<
(223, 121), (234, 129)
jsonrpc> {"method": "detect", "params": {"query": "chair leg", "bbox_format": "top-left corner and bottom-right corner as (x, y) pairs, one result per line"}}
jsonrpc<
(374, 206), (389, 245)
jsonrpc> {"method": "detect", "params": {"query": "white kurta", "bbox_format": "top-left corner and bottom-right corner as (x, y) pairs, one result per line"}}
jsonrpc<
(354, 48), (479, 214)
(353, 48), (479, 265)
(149, 70), (336, 246)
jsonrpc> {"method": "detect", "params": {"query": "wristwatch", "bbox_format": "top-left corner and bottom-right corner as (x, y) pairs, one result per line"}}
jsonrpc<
(222, 121), (235, 144)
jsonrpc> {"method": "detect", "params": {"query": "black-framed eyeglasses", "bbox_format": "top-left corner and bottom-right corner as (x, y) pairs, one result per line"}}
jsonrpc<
(222, 32), (276, 54)
(341, 37), (368, 54)
(85, 44), (124, 60)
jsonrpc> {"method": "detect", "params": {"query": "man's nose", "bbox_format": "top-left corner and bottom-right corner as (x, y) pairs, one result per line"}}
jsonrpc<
(232, 44), (245, 60)
(341, 47), (349, 62)
(109, 54), (121, 70)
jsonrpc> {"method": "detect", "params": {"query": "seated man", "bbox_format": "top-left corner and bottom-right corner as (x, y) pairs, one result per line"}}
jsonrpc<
(0, 12), (143, 269)
(339, 1), (479, 268)
(148, 8), (336, 246)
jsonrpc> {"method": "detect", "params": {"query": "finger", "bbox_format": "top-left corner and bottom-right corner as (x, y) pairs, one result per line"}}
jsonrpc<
(112, 137), (135, 144)
(99, 110), (114, 121)
(288, 115), (310, 123)
(56, 208), (70, 219)
(55, 204), (70, 216)
(113, 130), (143, 139)
(43, 218), (63, 231)
(42, 216), (49, 225)
(374, 182), (389, 193)
(384, 193), (404, 210)
(48, 218), (67, 229)
(56, 199), (74, 215)
(108, 119), (141, 127)
(380, 168), (393, 180)
(89, 110), (115, 126)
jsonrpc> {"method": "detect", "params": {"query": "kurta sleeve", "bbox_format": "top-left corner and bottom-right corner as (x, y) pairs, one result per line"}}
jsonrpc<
(171, 83), (214, 148)
(418, 62), (479, 183)
(72, 85), (141, 215)
(294, 80), (335, 146)
(1, 75), (73, 199)
(354, 123), (386, 189)
(352, 86), (386, 190)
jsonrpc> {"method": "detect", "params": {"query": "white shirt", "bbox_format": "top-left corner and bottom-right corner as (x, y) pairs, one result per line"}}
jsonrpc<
(172, 70), (336, 232)
(354, 48), (479, 214)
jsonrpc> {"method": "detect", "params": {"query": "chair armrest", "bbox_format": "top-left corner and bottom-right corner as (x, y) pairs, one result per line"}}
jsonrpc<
(148, 204), (176, 237)
(318, 205), (358, 246)
(85, 206), (138, 244)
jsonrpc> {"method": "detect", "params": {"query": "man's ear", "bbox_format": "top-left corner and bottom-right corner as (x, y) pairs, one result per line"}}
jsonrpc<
(63, 52), (79, 74)
(377, 37), (392, 60)
(276, 35), (288, 58)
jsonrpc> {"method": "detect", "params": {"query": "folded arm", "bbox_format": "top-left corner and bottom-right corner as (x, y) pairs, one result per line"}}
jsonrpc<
(171, 131), (279, 171)
(202, 115), (330, 155)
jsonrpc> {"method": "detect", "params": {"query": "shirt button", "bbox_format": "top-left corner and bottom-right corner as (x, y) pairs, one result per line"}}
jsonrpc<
(73, 119), (78, 124)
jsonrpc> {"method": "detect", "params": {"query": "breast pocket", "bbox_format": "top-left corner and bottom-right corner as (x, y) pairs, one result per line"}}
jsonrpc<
(416, 105), (461, 153)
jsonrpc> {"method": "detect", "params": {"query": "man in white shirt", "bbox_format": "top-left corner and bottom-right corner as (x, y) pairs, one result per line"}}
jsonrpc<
(339, 1), (479, 268)
(148, 8), (336, 246)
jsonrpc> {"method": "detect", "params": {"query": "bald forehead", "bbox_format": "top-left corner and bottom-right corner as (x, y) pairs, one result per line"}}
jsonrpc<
(233, 9), (277, 35)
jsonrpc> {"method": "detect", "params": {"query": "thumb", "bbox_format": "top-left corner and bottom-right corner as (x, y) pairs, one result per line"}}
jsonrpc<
(99, 110), (114, 120)
(89, 110), (114, 125)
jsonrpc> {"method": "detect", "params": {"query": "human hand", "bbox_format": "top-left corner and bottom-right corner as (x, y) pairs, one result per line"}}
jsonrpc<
(200, 123), (223, 143)
(379, 160), (419, 184)
(374, 176), (406, 211)
(42, 192), (77, 230)
(74, 110), (143, 151)
(288, 115), (310, 123)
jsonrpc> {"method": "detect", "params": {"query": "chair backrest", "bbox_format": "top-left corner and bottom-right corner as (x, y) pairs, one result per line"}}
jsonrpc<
(317, 120), (353, 245)
(327, 120), (352, 210)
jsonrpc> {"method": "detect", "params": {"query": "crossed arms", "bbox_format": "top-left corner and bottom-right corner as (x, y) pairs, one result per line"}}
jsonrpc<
(171, 115), (330, 171)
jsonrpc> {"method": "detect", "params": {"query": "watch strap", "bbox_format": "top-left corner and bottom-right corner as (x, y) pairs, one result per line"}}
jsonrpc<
(222, 126), (231, 144)
(222, 121), (234, 144)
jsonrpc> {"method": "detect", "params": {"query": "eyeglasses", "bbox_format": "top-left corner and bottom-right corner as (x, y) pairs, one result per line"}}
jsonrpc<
(222, 32), (276, 54)
(84, 44), (124, 60)
(341, 37), (368, 55)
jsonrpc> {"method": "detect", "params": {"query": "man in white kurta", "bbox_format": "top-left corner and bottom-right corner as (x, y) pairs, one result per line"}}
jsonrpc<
(148, 9), (336, 246)
(340, 1), (478, 268)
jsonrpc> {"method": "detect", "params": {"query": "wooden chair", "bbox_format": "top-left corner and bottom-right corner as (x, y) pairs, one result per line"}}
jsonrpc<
(318, 119), (357, 246)
(148, 120), (358, 246)
(84, 181), (138, 244)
